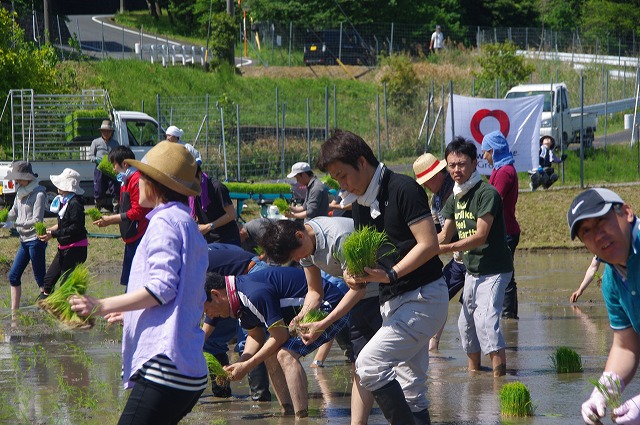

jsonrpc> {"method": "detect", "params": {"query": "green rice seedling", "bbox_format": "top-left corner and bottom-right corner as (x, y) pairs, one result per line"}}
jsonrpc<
(272, 198), (290, 215)
(550, 346), (583, 373)
(296, 308), (328, 336)
(341, 226), (396, 277)
(500, 381), (535, 417)
(322, 175), (340, 191)
(332, 366), (352, 396)
(0, 208), (8, 222)
(203, 352), (230, 386)
(37, 264), (95, 329)
(590, 373), (624, 419)
(97, 155), (117, 179)
(34, 222), (47, 236)
(85, 207), (102, 221)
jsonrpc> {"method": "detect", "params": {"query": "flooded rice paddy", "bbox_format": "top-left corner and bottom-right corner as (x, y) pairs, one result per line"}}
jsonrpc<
(0, 249), (631, 424)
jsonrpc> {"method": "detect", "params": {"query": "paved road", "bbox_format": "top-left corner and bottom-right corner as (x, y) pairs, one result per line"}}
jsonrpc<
(67, 14), (251, 66)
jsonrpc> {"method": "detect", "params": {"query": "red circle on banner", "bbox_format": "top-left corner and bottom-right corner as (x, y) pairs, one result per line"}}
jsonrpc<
(469, 109), (510, 143)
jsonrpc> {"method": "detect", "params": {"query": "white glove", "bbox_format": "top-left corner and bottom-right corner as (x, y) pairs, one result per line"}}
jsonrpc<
(582, 371), (624, 424)
(2, 222), (14, 229)
(613, 393), (640, 424)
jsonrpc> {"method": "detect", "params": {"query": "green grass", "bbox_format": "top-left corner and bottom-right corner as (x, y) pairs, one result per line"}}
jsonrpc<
(550, 347), (583, 373)
(0, 209), (8, 222)
(340, 226), (395, 277)
(500, 381), (535, 417)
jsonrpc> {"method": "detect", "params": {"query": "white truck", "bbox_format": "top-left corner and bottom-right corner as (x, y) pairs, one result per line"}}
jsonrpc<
(505, 83), (598, 148)
(0, 89), (163, 206)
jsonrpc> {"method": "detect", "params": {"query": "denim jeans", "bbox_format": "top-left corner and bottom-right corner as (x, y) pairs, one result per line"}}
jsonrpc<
(9, 239), (47, 288)
(121, 238), (142, 286)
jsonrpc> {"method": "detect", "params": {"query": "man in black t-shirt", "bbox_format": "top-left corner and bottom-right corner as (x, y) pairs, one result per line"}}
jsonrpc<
(311, 130), (449, 425)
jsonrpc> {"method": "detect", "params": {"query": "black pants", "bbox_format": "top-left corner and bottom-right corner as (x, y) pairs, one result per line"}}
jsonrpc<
(42, 246), (88, 293)
(503, 233), (520, 318)
(118, 377), (204, 425)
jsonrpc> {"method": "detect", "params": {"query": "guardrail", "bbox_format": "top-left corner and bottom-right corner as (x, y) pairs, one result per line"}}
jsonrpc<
(134, 43), (207, 67)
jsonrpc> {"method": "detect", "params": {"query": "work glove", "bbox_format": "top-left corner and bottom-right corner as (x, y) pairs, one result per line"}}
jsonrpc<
(2, 221), (14, 229)
(94, 158), (100, 165)
(582, 371), (624, 424)
(560, 154), (568, 162)
(613, 393), (640, 424)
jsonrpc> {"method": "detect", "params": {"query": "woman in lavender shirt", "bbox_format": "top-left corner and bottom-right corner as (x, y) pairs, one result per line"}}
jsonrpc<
(70, 141), (208, 425)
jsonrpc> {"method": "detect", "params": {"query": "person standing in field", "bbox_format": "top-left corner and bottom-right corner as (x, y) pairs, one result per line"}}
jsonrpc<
(93, 146), (151, 287)
(69, 141), (209, 424)
(429, 25), (444, 53)
(89, 120), (120, 213)
(309, 129), (448, 425)
(412, 152), (466, 351)
(438, 137), (513, 377)
(481, 130), (521, 320)
(38, 168), (88, 299)
(5, 161), (47, 308)
(286, 162), (329, 221)
(567, 188), (640, 425)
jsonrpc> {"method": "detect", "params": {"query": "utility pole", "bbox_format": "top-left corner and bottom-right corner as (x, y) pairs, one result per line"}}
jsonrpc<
(120, 0), (125, 14)
(43, 0), (50, 44)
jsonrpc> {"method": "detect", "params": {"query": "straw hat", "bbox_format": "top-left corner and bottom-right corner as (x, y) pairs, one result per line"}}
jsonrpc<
(98, 120), (114, 131)
(5, 161), (38, 181)
(413, 153), (446, 185)
(124, 141), (200, 196)
(50, 168), (85, 195)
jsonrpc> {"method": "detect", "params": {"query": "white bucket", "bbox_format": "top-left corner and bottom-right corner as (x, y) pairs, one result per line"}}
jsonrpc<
(134, 43), (141, 54)
(624, 113), (639, 130)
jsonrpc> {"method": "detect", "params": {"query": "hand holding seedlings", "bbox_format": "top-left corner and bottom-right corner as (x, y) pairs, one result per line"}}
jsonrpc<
(299, 320), (325, 345)
(612, 393), (640, 423)
(583, 371), (624, 424)
(69, 294), (102, 317)
(224, 362), (249, 381)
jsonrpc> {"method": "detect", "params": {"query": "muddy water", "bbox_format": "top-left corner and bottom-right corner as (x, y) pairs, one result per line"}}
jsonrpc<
(0, 250), (633, 424)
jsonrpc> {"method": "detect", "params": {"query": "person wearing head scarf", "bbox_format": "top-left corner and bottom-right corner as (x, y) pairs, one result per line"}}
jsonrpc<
(481, 130), (520, 320)
(69, 141), (208, 424)
(4, 161), (47, 309)
(165, 125), (202, 164)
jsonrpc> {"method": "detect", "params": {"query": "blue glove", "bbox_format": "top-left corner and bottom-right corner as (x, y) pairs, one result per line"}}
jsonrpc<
(95, 158), (100, 165)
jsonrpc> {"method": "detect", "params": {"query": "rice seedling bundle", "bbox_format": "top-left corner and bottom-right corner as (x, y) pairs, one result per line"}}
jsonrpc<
(224, 182), (291, 194)
(85, 208), (102, 221)
(37, 264), (95, 329)
(97, 156), (117, 179)
(550, 346), (583, 373)
(296, 308), (328, 336)
(590, 373), (624, 420)
(204, 352), (230, 385)
(272, 198), (290, 215)
(0, 208), (8, 222)
(500, 381), (535, 417)
(35, 222), (47, 236)
(321, 175), (340, 191)
(341, 226), (394, 277)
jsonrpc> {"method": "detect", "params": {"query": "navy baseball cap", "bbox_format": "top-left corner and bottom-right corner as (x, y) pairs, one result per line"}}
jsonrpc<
(567, 188), (624, 240)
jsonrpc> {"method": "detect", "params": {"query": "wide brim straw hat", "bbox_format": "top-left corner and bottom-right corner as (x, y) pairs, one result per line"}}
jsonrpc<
(413, 153), (446, 186)
(50, 168), (85, 195)
(98, 120), (114, 131)
(5, 161), (38, 181)
(124, 140), (200, 197)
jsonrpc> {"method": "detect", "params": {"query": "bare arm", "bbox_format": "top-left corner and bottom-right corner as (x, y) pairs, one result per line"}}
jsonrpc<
(570, 256), (600, 302)
(203, 322), (215, 339)
(225, 323), (289, 380)
(69, 287), (160, 317)
(439, 213), (494, 254)
(300, 288), (366, 345)
(603, 327), (640, 386)
(438, 218), (456, 245)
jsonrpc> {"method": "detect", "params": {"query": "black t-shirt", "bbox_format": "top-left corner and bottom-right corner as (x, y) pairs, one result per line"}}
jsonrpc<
(196, 179), (241, 245)
(353, 169), (443, 304)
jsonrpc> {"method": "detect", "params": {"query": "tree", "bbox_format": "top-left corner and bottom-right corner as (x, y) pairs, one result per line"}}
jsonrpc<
(474, 41), (535, 97)
(0, 7), (59, 96)
(538, 0), (584, 31)
(581, 0), (640, 39)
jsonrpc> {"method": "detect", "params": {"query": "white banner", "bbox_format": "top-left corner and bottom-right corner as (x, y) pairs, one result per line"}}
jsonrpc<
(445, 94), (544, 175)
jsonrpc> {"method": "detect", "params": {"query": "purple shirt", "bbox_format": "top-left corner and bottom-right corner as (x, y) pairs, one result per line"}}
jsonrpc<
(122, 202), (208, 389)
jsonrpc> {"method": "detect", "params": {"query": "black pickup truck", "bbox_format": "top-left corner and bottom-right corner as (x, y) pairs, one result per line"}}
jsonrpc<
(303, 29), (375, 66)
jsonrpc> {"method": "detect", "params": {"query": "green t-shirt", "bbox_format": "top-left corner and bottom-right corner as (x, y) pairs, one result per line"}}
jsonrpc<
(442, 181), (513, 275)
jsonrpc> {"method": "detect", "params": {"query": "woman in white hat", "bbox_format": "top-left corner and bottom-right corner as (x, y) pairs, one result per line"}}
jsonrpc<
(69, 141), (209, 424)
(5, 161), (48, 309)
(38, 168), (88, 298)
(165, 125), (202, 164)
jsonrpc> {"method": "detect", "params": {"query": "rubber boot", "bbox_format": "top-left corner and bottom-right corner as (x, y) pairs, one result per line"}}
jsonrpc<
(371, 380), (415, 425)
(248, 362), (272, 401)
(412, 408), (431, 425)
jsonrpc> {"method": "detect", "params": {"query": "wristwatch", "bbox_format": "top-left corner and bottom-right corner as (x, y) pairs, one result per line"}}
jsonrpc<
(209, 222), (215, 232)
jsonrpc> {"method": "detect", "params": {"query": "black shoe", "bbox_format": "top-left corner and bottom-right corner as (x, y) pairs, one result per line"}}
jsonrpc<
(251, 392), (272, 402)
(502, 312), (519, 320)
(36, 292), (49, 302)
